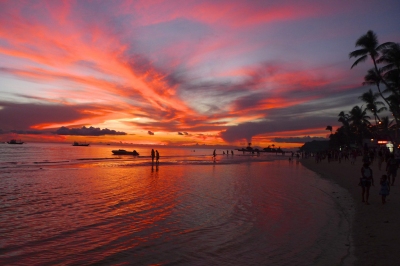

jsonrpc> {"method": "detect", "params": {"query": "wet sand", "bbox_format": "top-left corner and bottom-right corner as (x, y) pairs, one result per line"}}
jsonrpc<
(301, 157), (400, 266)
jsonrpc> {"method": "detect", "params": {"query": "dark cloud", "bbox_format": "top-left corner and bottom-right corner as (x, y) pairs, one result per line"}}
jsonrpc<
(220, 115), (333, 143)
(55, 126), (126, 136)
(10, 130), (43, 135)
(0, 100), (129, 132)
(273, 136), (327, 143)
(0, 101), (87, 130)
(148, 131), (154, 135)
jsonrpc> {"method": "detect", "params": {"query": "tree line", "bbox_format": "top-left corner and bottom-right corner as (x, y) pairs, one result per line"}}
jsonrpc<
(328, 30), (400, 149)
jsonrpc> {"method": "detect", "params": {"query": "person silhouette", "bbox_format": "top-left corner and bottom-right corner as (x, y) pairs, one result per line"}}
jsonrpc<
(156, 150), (160, 164)
(151, 149), (155, 163)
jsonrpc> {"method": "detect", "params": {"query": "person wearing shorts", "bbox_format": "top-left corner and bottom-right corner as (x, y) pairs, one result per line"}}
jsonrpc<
(360, 162), (374, 204)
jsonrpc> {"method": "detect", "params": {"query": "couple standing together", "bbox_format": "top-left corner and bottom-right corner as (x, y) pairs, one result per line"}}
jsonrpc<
(360, 162), (391, 205)
(151, 149), (160, 164)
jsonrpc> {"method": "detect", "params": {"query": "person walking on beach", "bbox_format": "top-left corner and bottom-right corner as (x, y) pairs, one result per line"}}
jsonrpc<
(151, 149), (155, 163)
(213, 149), (216, 162)
(156, 150), (160, 164)
(360, 162), (374, 204)
(378, 150), (384, 170)
(386, 154), (397, 186)
(379, 174), (390, 204)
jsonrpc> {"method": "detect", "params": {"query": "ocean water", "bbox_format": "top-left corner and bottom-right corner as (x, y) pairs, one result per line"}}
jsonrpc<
(0, 143), (354, 265)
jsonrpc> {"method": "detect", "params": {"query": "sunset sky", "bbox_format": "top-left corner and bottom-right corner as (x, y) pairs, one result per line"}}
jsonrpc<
(0, 0), (399, 148)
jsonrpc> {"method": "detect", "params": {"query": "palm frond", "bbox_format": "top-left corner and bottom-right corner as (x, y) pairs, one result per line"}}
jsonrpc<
(355, 30), (378, 48)
(376, 41), (396, 51)
(349, 48), (368, 58)
(351, 55), (367, 68)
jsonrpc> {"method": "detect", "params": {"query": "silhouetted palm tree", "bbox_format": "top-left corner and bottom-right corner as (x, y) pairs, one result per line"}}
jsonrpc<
(378, 43), (400, 78)
(358, 89), (387, 123)
(379, 43), (400, 96)
(349, 30), (394, 70)
(326, 125), (333, 135)
(349, 106), (371, 146)
(338, 111), (350, 127)
(350, 30), (394, 93)
(379, 116), (395, 140)
(338, 111), (351, 145)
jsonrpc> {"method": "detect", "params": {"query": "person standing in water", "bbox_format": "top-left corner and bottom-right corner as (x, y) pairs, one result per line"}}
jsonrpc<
(151, 149), (155, 163)
(213, 149), (216, 162)
(156, 150), (160, 164)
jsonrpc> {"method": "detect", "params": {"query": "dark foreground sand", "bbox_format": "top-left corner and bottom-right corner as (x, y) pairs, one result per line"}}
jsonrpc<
(301, 157), (400, 266)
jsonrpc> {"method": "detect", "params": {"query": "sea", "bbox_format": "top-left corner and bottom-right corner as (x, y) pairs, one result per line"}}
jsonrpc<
(0, 142), (355, 265)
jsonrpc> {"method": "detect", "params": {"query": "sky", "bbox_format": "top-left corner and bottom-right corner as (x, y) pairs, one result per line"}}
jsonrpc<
(0, 0), (399, 148)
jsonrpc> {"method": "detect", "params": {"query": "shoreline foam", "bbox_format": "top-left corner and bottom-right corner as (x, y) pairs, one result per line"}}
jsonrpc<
(301, 157), (400, 266)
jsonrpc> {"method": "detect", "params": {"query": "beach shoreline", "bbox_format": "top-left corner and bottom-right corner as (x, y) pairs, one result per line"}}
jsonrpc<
(301, 157), (400, 266)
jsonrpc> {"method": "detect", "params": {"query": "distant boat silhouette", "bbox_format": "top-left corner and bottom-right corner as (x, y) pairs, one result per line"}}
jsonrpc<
(112, 149), (139, 156)
(7, 139), (24, 144)
(72, 141), (90, 146)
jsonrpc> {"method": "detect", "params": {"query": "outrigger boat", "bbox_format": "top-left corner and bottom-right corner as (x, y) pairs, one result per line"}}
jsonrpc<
(112, 149), (140, 156)
(7, 139), (24, 144)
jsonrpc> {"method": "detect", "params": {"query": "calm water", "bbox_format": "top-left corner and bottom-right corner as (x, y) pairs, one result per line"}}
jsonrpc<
(0, 143), (354, 265)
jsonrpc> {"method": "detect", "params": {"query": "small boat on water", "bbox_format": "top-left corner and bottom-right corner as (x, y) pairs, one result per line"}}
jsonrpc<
(72, 141), (90, 146)
(112, 149), (140, 156)
(7, 139), (24, 144)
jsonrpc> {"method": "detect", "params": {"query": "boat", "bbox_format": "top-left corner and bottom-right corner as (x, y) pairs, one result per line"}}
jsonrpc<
(112, 149), (140, 156)
(7, 139), (24, 144)
(72, 141), (90, 146)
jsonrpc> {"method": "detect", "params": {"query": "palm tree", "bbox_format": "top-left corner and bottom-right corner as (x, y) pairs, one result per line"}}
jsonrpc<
(379, 43), (400, 96)
(379, 116), (395, 141)
(338, 111), (351, 145)
(326, 125), (333, 135)
(378, 43), (400, 78)
(350, 31), (395, 94)
(349, 30), (394, 71)
(358, 89), (387, 123)
(338, 111), (350, 127)
(349, 106), (371, 146)
(363, 68), (387, 97)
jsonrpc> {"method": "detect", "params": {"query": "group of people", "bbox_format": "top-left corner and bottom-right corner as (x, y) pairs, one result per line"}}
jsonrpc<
(151, 149), (160, 165)
(212, 149), (235, 162)
(308, 145), (398, 205)
(359, 149), (398, 205)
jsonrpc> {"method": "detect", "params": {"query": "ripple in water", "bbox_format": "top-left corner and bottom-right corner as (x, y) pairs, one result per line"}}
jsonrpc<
(0, 159), (354, 265)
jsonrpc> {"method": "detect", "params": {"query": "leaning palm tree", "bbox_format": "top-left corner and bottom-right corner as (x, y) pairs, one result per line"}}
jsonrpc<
(349, 30), (394, 71)
(350, 30), (395, 95)
(358, 89), (387, 123)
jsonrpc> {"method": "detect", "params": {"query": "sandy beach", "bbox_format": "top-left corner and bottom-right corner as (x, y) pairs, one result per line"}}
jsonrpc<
(301, 157), (400, 266)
